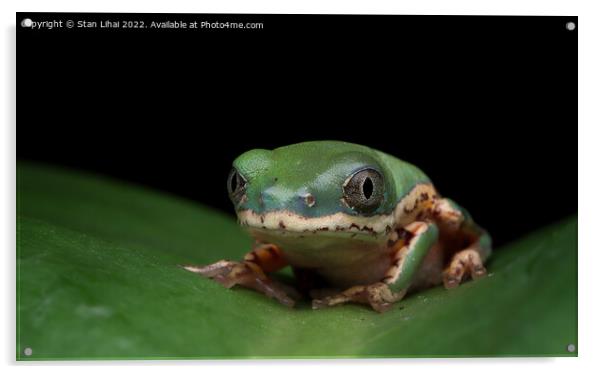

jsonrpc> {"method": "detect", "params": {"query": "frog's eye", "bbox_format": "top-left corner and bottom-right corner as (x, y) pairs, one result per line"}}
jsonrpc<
(227, 168), (247, 203)
(342, 168), (384, 214)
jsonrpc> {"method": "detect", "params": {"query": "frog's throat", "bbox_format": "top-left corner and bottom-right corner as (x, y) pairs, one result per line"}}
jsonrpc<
(237, 183), (437, 236)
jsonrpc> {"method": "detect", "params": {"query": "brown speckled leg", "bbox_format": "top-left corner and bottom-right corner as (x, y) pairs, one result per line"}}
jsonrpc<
(181, 244), (297, 307)
(311, 221), (439, 313)
(432, 198), (491, 290)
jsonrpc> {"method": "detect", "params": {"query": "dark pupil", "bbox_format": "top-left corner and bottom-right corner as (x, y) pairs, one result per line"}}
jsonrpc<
(230, 172), (239, 193)
(362, 177), (373, 199)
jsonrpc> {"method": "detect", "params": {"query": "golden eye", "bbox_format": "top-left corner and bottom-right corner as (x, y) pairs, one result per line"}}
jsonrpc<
(342, 168), (384, 214)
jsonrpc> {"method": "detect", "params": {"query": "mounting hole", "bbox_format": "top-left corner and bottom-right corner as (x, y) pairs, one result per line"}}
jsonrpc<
(566, 22), (576, 31)
(21, 18), (33, 28)
(567, 343), (576, 353)
(23, 347), (33, 356)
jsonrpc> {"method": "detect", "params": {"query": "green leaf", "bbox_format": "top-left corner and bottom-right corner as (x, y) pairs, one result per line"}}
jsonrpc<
(17, 163), (577, 359)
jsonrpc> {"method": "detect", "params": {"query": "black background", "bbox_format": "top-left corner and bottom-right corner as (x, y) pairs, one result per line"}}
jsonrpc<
(18, 13), (577, 246)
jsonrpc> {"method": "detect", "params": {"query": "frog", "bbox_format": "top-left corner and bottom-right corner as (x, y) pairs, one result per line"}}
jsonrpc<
(183, 141), (491, 312)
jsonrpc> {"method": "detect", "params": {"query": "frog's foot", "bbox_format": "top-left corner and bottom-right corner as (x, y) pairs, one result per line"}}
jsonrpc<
(442, 248), (487, 289)
(181, 261), (296, 307)
(311, 282), (405, 313)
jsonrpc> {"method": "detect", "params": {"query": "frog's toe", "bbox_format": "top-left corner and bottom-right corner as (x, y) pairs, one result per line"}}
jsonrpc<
(471, 263), (487, 279)
(181, 261), (296, 307)
(252, 277), (297, 307)
(181, 260), (236, 278)
(443, 265), (464, 289)
(312, 283), (403, 313)
(311, 294), (347, 310)
(181, 260), (250, 287)
(443, 248), (487, 289)
(311, 299), (327, 309)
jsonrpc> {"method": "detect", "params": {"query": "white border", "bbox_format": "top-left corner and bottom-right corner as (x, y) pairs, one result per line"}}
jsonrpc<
(2, 1), (600, 373)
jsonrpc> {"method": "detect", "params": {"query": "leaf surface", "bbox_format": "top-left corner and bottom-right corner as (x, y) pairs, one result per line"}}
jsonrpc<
(17, 163), (577, 359)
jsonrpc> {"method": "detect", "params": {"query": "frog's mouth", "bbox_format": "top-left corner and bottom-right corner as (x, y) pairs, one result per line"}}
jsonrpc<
(238, 209), (396, 268)
(236, 209), (394, 240)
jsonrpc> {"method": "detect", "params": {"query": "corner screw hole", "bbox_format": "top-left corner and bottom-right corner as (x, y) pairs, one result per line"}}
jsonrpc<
(566, 22), (576, 31)
(24, 347), (32, 356)
(567, 343), (576, 353)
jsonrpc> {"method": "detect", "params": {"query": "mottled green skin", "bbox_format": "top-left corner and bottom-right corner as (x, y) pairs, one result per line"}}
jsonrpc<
(233, 141), (430, 217)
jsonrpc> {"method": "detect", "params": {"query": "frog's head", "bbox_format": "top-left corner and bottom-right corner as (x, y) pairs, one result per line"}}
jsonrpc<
(227, 141), (399, 244)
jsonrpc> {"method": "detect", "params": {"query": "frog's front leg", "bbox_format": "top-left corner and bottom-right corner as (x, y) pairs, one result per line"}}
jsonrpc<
(181, 243), (296, 307)
(312, 221), (439, 312)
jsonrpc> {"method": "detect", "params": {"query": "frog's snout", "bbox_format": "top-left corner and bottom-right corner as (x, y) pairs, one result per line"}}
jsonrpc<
(258, 187), (286, 210)
(258, 187), (316, 211)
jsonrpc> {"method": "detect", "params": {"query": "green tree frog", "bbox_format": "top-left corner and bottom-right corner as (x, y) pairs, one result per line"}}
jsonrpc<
(184, 141), (491, 312)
